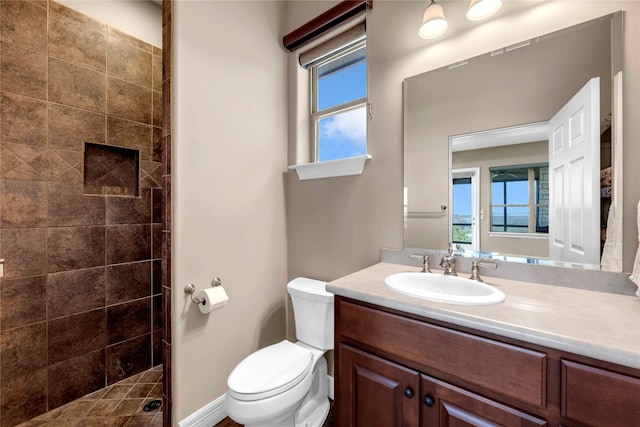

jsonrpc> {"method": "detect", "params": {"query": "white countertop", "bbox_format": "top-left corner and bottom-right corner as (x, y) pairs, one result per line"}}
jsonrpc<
(327, 262), (640, 370)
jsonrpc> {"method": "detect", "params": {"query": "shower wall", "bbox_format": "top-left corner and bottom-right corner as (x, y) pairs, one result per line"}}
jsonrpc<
(0, 2), (163, 426)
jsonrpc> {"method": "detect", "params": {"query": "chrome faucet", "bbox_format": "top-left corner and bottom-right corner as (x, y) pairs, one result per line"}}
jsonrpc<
(439, 247), (457, 276)
(410, 253), (431, 273)
(469, 259), (498, 282)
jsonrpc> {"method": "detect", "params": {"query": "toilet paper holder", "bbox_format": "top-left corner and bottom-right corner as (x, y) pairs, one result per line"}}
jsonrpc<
(184, 277), (222, 305)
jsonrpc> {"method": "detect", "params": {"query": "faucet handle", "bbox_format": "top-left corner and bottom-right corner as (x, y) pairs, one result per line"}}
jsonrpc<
(469, 258), (497, 282)
(410, 253), (431, 273)
(473, 258), (497, 269)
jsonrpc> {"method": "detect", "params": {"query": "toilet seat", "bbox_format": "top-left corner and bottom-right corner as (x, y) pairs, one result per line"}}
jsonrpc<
(227, 341), (313, 402)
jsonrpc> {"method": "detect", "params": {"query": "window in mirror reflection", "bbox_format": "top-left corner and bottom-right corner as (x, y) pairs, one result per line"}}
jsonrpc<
(452, 177), (472, 244)
(490, 165), (549, 233)
(313, 45), (367, 162)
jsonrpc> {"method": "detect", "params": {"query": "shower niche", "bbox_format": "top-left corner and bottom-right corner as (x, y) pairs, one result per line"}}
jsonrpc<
(84, 142), (140, 197)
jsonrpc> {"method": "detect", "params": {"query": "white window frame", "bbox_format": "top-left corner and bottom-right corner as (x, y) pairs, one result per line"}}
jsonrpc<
(309, 41), (367, 163)
(490, 164), (549, 234)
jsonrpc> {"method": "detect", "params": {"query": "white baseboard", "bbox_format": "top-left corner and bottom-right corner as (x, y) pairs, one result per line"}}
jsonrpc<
(178, 394), (227, 427)
(178, 375), (334, 427)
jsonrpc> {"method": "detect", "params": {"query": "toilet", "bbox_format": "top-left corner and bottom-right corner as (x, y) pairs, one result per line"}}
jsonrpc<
(225, 277), (334, 427)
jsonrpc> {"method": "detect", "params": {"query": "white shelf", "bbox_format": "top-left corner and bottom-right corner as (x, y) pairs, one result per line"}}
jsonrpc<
(288, 154), (371, 180)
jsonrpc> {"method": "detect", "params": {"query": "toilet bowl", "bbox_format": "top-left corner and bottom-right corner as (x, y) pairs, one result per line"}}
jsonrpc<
(225, 278), (333, 427)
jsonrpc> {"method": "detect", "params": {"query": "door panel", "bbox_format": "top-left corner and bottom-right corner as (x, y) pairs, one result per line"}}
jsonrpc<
(421, 375), (547, 427)
(338, 344), (420, 427)
(548, 78), (600, 266)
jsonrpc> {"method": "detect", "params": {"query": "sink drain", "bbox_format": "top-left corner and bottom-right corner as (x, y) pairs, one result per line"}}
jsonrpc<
(143, 399), (163, 412)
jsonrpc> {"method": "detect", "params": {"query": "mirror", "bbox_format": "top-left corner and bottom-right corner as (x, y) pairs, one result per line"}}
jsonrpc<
(403, 13), (622, 271)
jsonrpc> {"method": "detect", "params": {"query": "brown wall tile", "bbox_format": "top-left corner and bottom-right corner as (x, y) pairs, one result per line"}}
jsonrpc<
(152, 331), (163, 367)
(106, 116), (151, 161)
(47, 226), (106, 273)
(49, 103), (106, 152)
(49, 1), (108, 33)
(152, 126), (162, 163)
(0, 179), (47, 228)
(48, 182), (106, 226)
(0, 323), (47, 380)
(0, 1), (47, 51)
(1, 228), (47, 278)
(0, 40), (48, 100)
(0, 91), (48, 146)
(49, 10), (107, 72)
(152, 188), (162, 224)
(0, 2), (165, 420)
(106, 334), (152, 385)
(0, 1), (47, 52)
(106, 261), (151, 306)
(49, 58), (106, 113)
(107, 35), (152, 88)
(106, 225), (151, 265)
(27, 149), (73, 180)
(48, 350), (106, 410)
(152, 90), (162, 128)
(0, 275), (47, 330)
(47, 267), (106, 319)
(106, 188), (151, 225)
(0, 368), (47, 427)
(152, 54), (162, 92)
(152, 224), (162, 260)
(107, 77), (151, 124)
(48, 309), (106, 364)
(152, 260), (162, 296)
(152, 295), (163, 332)
(1, 142), (46, 171)
(107, 298), (151, 344)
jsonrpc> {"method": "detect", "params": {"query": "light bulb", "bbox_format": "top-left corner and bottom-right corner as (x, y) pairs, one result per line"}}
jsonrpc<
(419, 1), (449, 39)
(467, 0), (502, 21)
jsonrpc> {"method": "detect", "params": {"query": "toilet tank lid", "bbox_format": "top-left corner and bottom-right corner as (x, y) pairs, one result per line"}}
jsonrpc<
(287, 277), (333, 302)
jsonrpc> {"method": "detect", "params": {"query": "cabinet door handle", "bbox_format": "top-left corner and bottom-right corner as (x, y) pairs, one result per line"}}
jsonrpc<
(403, 387), (415, 399)
(424, 395), (435, 407)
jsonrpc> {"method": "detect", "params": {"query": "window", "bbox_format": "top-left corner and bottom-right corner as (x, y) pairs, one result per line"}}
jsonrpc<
(311, 43), (367, 162)
(490, 165), (549, 233)
(452, 177), (472, 245)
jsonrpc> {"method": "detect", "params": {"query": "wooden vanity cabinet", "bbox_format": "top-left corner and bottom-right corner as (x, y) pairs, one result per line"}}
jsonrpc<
(334, 296), (640, 427)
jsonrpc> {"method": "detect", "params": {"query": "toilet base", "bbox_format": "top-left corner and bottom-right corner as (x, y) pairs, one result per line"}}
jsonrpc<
(233, 350), (330, 427)
(294, 355), (329, 427)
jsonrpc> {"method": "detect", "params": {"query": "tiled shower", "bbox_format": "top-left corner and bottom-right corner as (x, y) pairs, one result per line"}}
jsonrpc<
(0, 2), (164, 426)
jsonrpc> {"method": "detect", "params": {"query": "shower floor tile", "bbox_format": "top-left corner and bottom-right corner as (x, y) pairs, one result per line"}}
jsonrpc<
(15, 365), (163, 427)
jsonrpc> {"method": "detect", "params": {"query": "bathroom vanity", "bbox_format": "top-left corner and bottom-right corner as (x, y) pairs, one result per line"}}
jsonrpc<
(328, 263), (640, 427)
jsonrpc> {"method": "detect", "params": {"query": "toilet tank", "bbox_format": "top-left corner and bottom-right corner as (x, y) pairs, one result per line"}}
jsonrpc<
(287, 278), (334, 350)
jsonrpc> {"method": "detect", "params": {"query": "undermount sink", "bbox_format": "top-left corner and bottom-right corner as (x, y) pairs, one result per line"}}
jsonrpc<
(384, 272), (505, 306)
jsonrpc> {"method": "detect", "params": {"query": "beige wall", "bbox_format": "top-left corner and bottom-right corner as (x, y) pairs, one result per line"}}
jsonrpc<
(172, 1), (288, 422)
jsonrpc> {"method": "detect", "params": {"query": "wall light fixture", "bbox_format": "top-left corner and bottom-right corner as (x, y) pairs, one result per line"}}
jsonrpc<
(419, 0), (503, 39)
(418, 0), (449, 39)
(466, 0), (503, 21)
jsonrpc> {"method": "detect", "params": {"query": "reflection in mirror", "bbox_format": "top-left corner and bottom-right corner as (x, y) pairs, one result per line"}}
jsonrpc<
(403, 13), (622, 271)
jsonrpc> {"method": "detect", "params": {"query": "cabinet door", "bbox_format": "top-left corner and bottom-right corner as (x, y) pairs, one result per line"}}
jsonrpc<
(337, 344), (420, 427)
(561, 360), (640, 427)
(421, 375), (547, 427)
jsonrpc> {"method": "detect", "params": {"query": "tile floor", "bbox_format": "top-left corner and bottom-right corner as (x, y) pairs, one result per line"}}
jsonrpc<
(15, 365), (163, 427)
